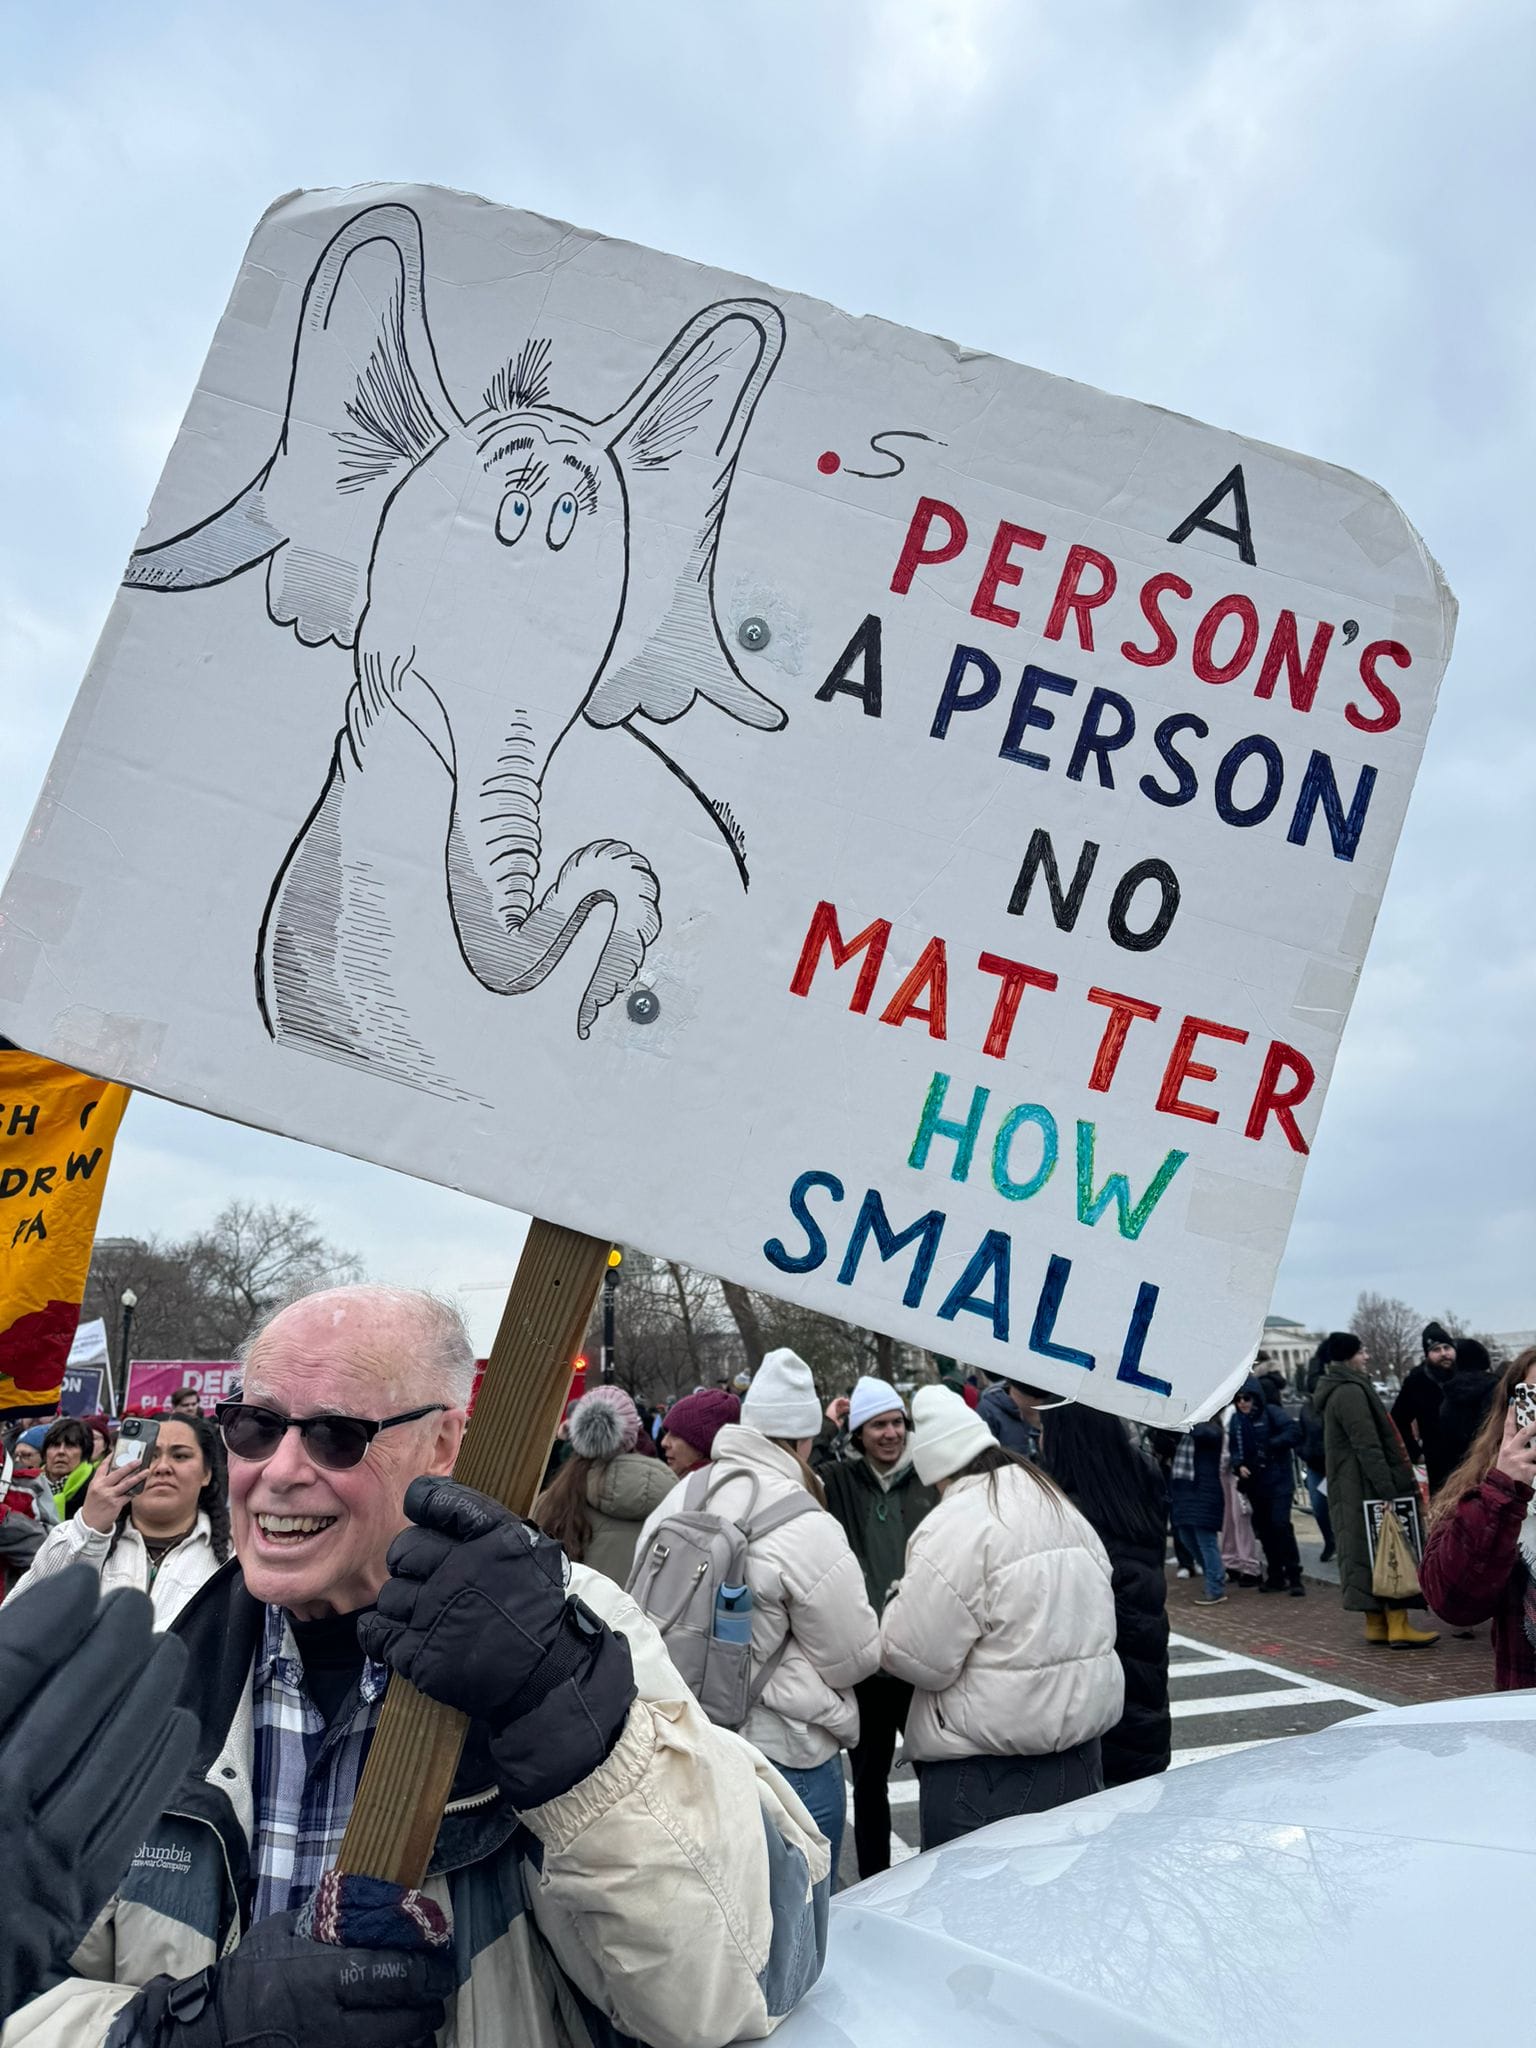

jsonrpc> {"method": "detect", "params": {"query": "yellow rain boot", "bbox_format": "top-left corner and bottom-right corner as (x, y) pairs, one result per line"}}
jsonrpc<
(1364, 1611), (1388, 1644)
(1386, 1608), (1439, 1649)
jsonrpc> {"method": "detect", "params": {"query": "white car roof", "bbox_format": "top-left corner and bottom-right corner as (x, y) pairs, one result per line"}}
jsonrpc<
(765, 1696), (1535, 2048)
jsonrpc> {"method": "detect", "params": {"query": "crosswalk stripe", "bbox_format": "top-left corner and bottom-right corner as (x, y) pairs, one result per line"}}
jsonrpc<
(1170, 1684), (1360, 1717)
(1167, 1630), (1389, 1711)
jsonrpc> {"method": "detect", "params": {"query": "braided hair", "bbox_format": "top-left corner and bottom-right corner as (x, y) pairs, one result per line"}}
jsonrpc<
(105, 1413), (232, 1565)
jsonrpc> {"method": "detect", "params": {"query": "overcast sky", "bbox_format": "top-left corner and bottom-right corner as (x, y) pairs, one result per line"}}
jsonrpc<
(3, 0), (1530, 1353)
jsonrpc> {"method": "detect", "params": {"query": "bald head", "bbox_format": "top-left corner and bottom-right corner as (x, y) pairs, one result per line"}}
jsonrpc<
(242, 1285), (476, 1412)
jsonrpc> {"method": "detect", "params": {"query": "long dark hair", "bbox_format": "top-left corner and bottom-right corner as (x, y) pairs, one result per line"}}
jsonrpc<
(532, 1456), (598, 1560)
(1037, 1404), (1167, 1551)
(1429, 1346), (1536, 1532)
(106, 1414), (232, 1566)
(950, 1440), (1066, 1517)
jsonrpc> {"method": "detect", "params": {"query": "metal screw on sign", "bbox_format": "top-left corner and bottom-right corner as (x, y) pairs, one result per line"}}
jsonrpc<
(737, 616), (771, 652)
(627, 988), (661, 1024)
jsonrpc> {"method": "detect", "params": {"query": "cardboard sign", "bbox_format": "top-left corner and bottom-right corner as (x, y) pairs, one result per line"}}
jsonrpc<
(59, 1363), (105, 1417)
(67, 1316), (110, 1367)
(0, 185), (1455, 1422)
(125, 1361), (241, 1414)
(0, 1050), (129, 1416)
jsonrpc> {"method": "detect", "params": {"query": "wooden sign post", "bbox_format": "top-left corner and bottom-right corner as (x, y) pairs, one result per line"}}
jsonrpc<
(335, 1218), (611, 1888)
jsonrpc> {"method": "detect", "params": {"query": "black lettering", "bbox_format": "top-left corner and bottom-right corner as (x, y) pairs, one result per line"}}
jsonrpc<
(0, 1167), (26, 1200)
(7, 1103), (39, 1138)
(1107, 859), (1181, 952)
(28, 1166), (55, 1198)
(65, 1147), (103, 1182)
(1007, 828), (1099, 931)
(1166, 464), (1256, 567)
(814, 613), (884, 717)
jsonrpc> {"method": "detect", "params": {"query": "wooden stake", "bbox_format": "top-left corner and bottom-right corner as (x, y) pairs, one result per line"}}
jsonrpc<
(335, 1217), (611, 1887)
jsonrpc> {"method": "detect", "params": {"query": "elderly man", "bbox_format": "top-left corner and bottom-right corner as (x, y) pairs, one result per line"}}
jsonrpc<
(7, 1287), (828, 2048)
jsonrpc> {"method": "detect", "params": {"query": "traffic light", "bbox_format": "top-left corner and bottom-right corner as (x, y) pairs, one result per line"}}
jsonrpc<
(607, 1246), (623, 1269)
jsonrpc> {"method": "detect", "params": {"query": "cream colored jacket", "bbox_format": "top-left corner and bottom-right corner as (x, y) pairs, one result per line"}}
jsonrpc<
(634, 1426), (880, 1769)
(4, 1510), (219, 1629)
(880, 1465), (1123, 1763)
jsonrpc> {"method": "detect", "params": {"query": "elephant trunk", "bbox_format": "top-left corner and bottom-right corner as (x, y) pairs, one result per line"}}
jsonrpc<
(447, 716), (661, 1037)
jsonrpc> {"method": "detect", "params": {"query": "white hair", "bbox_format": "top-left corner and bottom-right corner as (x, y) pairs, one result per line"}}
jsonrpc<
(240, 1285), (477, 1408)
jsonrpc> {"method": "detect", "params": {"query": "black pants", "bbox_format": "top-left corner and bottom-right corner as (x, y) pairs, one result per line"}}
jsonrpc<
(915, 1738), (1103, 1851)
(1249, 1495), (1301, 1585)
(849, 1672), (912, 1877)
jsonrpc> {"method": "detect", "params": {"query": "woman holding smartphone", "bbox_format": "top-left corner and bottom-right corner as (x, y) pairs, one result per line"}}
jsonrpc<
(1420, 1348), (1536, 1691)
(3, 1414), (231, 1626)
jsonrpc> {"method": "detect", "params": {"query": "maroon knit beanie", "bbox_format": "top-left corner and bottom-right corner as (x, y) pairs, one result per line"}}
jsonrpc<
(662, 1389), (740, 1461)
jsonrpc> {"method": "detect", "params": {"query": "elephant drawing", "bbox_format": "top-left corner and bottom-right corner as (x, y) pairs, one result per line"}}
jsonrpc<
(124, 203), (787, 1094)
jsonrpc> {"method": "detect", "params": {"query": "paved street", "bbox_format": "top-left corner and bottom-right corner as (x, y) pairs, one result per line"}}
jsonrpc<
(838, 1549), (1500, 1886)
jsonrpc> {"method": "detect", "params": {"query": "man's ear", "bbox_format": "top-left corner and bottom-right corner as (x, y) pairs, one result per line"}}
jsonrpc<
(429, 1408), (468, 1476)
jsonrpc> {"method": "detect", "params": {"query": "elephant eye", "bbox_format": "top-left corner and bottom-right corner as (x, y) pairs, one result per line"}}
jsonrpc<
(496, 493), (532, 547)
(547, 492), (579, 551)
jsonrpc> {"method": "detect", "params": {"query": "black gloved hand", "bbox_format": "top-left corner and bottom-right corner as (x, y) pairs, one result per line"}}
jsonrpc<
(118, 1910), (455, 2048)
(358, 1477), (636, 1809)
(0, 1567), (195, 2022)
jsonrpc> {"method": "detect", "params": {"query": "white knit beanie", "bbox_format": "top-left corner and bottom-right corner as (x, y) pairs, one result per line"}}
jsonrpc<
(910, 1384), (996, 1488)
(741, 1348), (823, 1439)
(848, 1376), (905, 1434)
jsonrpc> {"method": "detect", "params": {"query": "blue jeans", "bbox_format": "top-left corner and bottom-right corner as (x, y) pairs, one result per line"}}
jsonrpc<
(1307, 1471), (1334, 1552)
(777, 1754), (846, 1891)
(1174, 1523), (1225, 1600)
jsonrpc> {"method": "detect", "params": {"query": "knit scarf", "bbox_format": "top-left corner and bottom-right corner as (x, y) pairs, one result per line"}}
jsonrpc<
(1171, 1435), (1197, 1485)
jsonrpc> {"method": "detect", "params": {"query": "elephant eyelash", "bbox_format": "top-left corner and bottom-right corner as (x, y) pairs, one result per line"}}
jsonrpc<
(560, 457), (600, 514)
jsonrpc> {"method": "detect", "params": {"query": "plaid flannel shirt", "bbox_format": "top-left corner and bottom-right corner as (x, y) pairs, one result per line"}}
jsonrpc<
(251, 1605), (390, 1923)
(1170, 1434), (1197, 1485)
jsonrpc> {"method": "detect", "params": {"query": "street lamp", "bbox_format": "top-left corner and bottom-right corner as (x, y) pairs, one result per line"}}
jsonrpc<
(601, 1248), (622, 1382)
(115, 1288), (138, 1415)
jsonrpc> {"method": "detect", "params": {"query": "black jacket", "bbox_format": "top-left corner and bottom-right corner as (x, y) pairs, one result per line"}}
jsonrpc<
(1434, 1361), (1496, 1490)
(1391, 1362), (1455, 1490)
(1059, 1460), (1171, 1787)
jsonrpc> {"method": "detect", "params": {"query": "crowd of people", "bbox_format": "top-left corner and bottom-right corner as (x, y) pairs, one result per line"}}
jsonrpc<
(1, 1303), (1532, 2040)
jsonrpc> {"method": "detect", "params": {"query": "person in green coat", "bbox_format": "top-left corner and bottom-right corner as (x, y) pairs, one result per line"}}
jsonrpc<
(821, 1376), (938, 1878)
(1312, 1333), (1438, 1648)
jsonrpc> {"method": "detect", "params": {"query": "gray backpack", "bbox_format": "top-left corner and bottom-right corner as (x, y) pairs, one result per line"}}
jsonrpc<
(626, 1465), (819, 1729)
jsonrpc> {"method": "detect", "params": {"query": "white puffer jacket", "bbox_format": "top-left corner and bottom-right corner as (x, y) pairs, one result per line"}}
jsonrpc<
(635, 1425), (880, 1769)
(880, 1464), (1123, 1763)
(4, 1510), (221, 1629)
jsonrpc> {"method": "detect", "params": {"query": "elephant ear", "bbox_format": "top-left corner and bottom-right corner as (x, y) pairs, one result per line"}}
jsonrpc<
(583, 299), (787, 732)
(124, 204), (458, 650)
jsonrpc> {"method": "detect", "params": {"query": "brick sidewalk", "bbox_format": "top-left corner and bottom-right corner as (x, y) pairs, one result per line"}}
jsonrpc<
(1165, 1566), (1497, 1705)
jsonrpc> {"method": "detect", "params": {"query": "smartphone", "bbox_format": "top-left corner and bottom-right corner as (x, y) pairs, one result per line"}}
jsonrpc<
(111, 1416), (161, 1491)
(1513, 1384), (1536, 1433)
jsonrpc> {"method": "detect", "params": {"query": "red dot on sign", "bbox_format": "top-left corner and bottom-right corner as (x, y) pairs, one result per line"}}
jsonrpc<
(817, 451), (841, 475)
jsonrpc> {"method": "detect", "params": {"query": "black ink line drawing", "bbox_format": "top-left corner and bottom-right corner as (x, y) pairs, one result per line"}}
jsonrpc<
(843, 429), (944, 479)
(124, 204), (786, 1095)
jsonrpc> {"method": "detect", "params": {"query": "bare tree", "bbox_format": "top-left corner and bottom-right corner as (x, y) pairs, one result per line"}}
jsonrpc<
(719, 1280), (766, 1374)
(1350, 1291), (1421, 1385)
(84, 1202), (362, 1375)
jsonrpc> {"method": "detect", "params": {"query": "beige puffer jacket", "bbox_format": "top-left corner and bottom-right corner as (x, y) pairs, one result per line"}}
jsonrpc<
(636, 1425), (880, 1770)
(880, 1464), (1123, 1763)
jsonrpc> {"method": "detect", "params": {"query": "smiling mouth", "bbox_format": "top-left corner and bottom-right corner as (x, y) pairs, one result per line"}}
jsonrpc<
(255, 1513), (339, 1547)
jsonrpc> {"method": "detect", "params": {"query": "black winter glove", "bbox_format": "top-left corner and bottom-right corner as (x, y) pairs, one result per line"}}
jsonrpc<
(114, 1910), (455, 2048)
(358, 1477), (636, 1809)
(0, 1567), (195, 2022)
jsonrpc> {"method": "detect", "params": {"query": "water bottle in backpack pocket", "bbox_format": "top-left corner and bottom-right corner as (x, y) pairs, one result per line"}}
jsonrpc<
(626, 1468), (818, 1729)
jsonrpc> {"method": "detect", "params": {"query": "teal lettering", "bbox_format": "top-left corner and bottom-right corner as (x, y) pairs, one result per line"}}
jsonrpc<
(1075, 1124), (1187, 1240)
(908, 1071), (989, 1182)
(991, 1104), (1058, 1201)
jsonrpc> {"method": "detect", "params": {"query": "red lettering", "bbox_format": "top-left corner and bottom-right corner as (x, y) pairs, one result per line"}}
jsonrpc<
(1085, 987), (1161, 1092)
(891, 497), (968, 596)
(1120, 571), (1191, 667)
(1244, 1040), (1315, 1155)
(1254, 612), (1332, 712)
(977, 953), (1059, 1059)
(879, 938), (949, 1038)
(1346, 640), (1407, 735)
(1155, 1015), (1250, 1124)
(969, 521), (1046, 627)
(1043, 544), (1117, 651)
(1191, 595), (1260, 685)
(789, 901), (891, 1014)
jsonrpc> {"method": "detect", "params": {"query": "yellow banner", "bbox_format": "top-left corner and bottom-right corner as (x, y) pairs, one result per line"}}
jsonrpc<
(0, 1050), (129, 1416)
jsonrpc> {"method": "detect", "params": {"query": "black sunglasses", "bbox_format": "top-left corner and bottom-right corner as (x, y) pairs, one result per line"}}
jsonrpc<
(214, 1401), (447, 1471)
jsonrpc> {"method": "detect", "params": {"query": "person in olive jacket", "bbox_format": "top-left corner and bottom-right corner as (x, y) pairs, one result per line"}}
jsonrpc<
(1313, 1332), (1438, 1648)
(821, 1376), (937, 1879)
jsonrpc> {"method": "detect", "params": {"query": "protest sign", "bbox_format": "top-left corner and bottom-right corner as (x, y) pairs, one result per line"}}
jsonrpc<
(67, 1316), (109, 1367)
(60, 1364), (105, 1417)
(0, 185), (1455, 1422)
(124, 1361), (241, 1414)
(0, 1049), (128, 1417)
